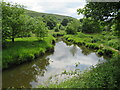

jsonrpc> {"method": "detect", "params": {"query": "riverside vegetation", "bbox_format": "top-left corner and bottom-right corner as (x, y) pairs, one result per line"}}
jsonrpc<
(2, 1), (120, 88)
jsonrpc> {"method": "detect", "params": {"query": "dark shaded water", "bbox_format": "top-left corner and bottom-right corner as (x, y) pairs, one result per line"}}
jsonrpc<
(2, 41), (106, 88)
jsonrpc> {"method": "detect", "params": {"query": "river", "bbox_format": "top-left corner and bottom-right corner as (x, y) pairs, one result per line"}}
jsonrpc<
(2, 40), (106, 88)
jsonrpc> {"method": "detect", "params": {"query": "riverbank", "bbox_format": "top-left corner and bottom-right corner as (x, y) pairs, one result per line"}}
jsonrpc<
(63, 32), (120, 57)
(38, 32), (120, 88)
(42, 54), (120, 88)
(3, 35), (55, 69)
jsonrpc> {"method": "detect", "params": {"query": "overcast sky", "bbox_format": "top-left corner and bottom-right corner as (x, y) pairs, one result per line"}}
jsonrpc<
(5, 0), (86, 19)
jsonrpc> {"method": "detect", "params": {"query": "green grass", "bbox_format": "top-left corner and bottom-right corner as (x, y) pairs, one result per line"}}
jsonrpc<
(48, 30), (66, 37)
(3, 35), (55, 69)
(63, 32), (119, 56)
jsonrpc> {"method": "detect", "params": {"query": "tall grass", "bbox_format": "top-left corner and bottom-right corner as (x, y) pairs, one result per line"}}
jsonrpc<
(64, 32), (119, 54)
(3, 36), (55, 69)
(48, 30), (66, 37)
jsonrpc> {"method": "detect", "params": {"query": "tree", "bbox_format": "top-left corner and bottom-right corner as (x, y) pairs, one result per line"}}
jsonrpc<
(111, 20), (120, 36)
(34, 17), (48, 41)
(59, 24), (65, 30)
(77, 2), (120, 35)
(2, 1), (35, 42)
(2, 1), (25, 42)
(61, 17), (74, 26)
(66, 20), (80, 35)
(82, 17), (101, 33)
(61, 18), (69, 26)
(17, 15), (35, 37)
(54, 23), (60, 32)
(42, 15), (57, 30)
(77, 2), (120, 22)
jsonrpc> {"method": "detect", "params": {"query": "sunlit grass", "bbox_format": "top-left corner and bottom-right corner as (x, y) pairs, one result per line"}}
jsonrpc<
(3, 35), (55, 69)
(48, 30), (66, 37)
(64, 32), (119, 51)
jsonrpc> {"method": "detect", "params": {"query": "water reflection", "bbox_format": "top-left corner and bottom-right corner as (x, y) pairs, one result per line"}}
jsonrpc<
(3, 41), (106, 88)
(80, 46), (93, 56)
(2, 54), (51, 88)
(70, 45), (77, 56)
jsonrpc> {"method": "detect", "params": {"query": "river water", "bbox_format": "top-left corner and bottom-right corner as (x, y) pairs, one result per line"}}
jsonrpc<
(2, 40), (106, 88)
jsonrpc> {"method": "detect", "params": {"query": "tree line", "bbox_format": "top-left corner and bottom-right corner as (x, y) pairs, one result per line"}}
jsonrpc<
(2, 1), (48, 43)
(1, 1), (79, 44)
(77, 2), (120, 35)
(2, 1), (119, 45)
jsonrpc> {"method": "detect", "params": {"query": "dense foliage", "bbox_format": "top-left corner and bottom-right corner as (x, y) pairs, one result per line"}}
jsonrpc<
(77, 2), (120, 35)
(2, 1), (25, 42)
(82, 17), (101, 33)
(66, 20), (81, 34)
(42, 15), (58, 30)
(2, 1), (49, 44)
(77, 2), (120, 21)
(33, 17), (48, 41)
(61, 18), (69, 26)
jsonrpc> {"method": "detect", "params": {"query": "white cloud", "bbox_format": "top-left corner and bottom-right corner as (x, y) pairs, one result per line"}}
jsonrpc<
(4, 0), (86, 19)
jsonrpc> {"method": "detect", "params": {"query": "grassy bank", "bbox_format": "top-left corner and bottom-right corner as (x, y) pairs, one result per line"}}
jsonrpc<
(48, 30), (66, 37)
(63, 32), (120, 57)
(38, 32), (120, 88)
(3, 35), (55, 69)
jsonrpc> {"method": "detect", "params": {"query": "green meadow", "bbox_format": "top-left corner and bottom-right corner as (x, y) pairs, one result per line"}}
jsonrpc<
(3, 36), (55, 69)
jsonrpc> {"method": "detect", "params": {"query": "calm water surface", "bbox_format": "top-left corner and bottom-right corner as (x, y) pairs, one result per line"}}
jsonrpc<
(3, 41), (106, 88)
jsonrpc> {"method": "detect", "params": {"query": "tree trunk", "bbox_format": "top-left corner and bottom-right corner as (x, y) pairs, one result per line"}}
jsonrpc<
(12, 37), (14, 42)
(12, 30), (15, 42)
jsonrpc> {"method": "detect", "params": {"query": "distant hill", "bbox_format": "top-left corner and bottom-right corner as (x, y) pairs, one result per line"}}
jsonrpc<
(25, 9), (76, 21)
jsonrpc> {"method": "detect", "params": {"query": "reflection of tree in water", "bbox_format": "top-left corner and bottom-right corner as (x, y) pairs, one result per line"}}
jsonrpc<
(70, 45), (77, 56)
(31, 58), (50, 76)
(80, 46), (92, 55)
(2, 56), (50, 88)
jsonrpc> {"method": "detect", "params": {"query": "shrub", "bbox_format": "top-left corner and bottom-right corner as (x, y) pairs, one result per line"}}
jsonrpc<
(54, 28), (59, 32)
(59, 25), (65, 30)
(97, 49), (104, 56)
(66, 25), (77, 35)
(97, 48), (114, 57)
(82, 18), (101, 34)
(103, 48), (114, 57)
(54, 24), (60, 32)
(111, 22), (120, 36)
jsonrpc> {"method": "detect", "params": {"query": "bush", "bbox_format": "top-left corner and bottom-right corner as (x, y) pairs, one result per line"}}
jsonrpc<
(82, 18), (101, 34)
(54, 27), (59, 32)
(59, 25), (65, 30)
(111, 22), (120, 36)
(66, 25), (77, 35)
(97, 48), (114, 57)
